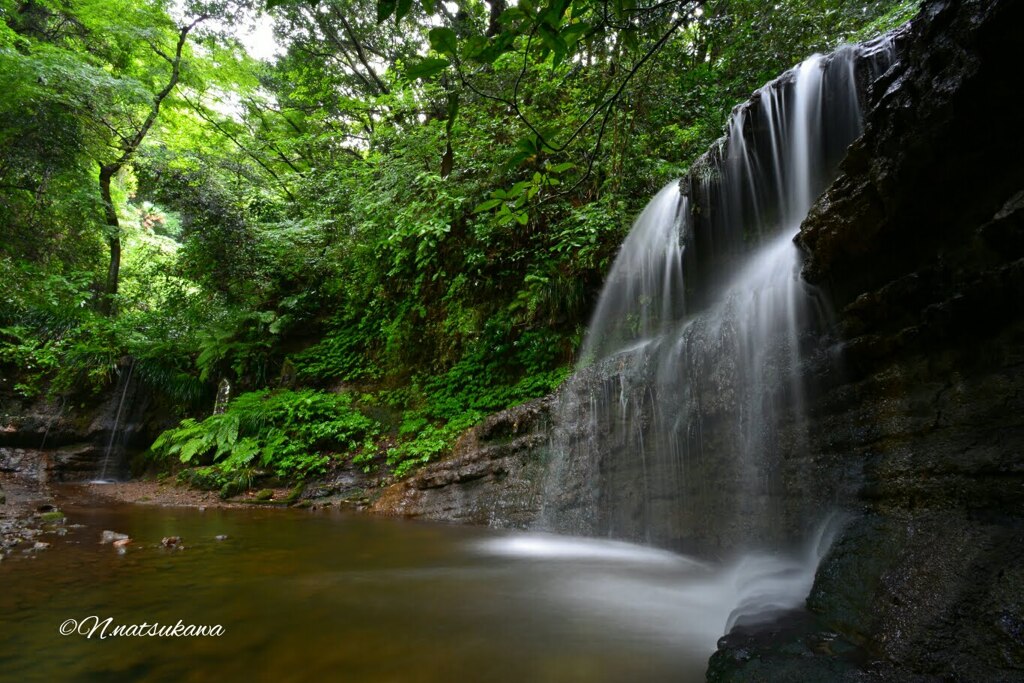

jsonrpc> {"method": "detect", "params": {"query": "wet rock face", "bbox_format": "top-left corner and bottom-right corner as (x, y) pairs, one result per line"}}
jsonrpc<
(370, 397), (552, 527)
(0, 364), (172, 482)
(798, 0), (1024, 302)
(710, 0), (1024, 679)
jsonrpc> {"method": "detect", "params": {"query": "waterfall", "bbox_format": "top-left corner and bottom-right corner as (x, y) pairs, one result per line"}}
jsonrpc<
(540, 38), (897, 556)
(95, 359), (136, 483)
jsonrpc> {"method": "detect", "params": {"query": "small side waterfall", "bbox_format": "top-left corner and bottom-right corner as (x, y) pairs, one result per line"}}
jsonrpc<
(540, 38), (897, 558)
(95, 359), (136, 483)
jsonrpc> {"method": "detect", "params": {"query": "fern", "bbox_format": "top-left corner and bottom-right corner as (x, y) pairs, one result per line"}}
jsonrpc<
(151, 389), (382, 486)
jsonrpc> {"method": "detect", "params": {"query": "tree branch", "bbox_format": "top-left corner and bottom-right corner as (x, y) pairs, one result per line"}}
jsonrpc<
(182, 93), (298, 203)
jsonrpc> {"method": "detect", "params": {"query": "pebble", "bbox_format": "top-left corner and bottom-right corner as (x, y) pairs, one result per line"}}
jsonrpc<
(161, 536), (182, 548)
(215, 534), (228, 541)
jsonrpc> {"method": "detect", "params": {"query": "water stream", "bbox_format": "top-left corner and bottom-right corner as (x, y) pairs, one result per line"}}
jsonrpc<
(95, 360), (136, 484)
(538, 34), (897, 643)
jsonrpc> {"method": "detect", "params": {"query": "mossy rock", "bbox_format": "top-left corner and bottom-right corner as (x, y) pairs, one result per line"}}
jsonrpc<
(284, 483), (304, 504)
(39, 510), (65, 522)
(219, 480), (245, 500)
(254, 489), (274, 501)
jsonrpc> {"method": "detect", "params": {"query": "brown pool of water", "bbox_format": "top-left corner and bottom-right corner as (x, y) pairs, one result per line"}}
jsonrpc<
(0, 492), (713, 682)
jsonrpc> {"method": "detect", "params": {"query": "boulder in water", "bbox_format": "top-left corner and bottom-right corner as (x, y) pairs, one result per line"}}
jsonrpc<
(100, 530), (129, 544)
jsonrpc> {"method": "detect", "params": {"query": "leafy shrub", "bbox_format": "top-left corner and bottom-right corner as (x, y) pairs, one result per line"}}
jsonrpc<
(291, 324), (381, 383)
(152, 389), (381, 484)
(379, 346), (570, 477)
(0, 325), (61, 397)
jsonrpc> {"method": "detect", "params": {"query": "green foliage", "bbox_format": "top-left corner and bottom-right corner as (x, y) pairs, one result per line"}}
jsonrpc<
(292, 324), (381, 383)
(375, 337), (570, 476)
(0, 325), (61, 397)
(0, 314), (121, 398)
(152, 389), (381, 482)
(1, 0), (919, 482)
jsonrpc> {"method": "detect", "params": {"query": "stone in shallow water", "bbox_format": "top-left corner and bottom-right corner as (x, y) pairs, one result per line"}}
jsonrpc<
(100, 530), (129, 544)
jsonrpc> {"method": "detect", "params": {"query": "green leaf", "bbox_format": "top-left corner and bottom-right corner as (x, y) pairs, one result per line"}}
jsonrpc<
(395, 0), (413, 22)
(560, 23), (589, 47)
(446, 92), (459, 135)
(266, 0), (310, 7)
(377, 0), (397, 23)
(428, 27), (459, 57)
(473, 33), (516, 64)
(420, 0), (435, 13)
(473, 198), (503, 213)
(622, 27), (639, 52)
(542, 0), (571, 27)
(405, 57), (450, 80)
(462, 35), (488, 60)
(509, 181), (530, 197)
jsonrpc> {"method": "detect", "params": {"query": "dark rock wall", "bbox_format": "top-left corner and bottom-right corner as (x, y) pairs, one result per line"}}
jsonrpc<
(0, 362), (170, 484)
(710, 0), (1024, 679)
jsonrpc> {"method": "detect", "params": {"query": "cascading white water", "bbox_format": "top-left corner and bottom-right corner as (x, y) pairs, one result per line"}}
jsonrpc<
(537, 36), (897, 643)
(577, 182), (687, 365)
(477, 513), (846, 666)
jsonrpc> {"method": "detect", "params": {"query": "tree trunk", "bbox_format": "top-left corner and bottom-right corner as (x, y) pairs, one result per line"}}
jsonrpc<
(94, 17), (204, 316)
(98, 163), (120, 316)
(487, 0), (506, 37)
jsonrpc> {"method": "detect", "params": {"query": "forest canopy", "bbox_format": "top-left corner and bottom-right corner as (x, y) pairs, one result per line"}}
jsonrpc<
(0, 0), (918, 487)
